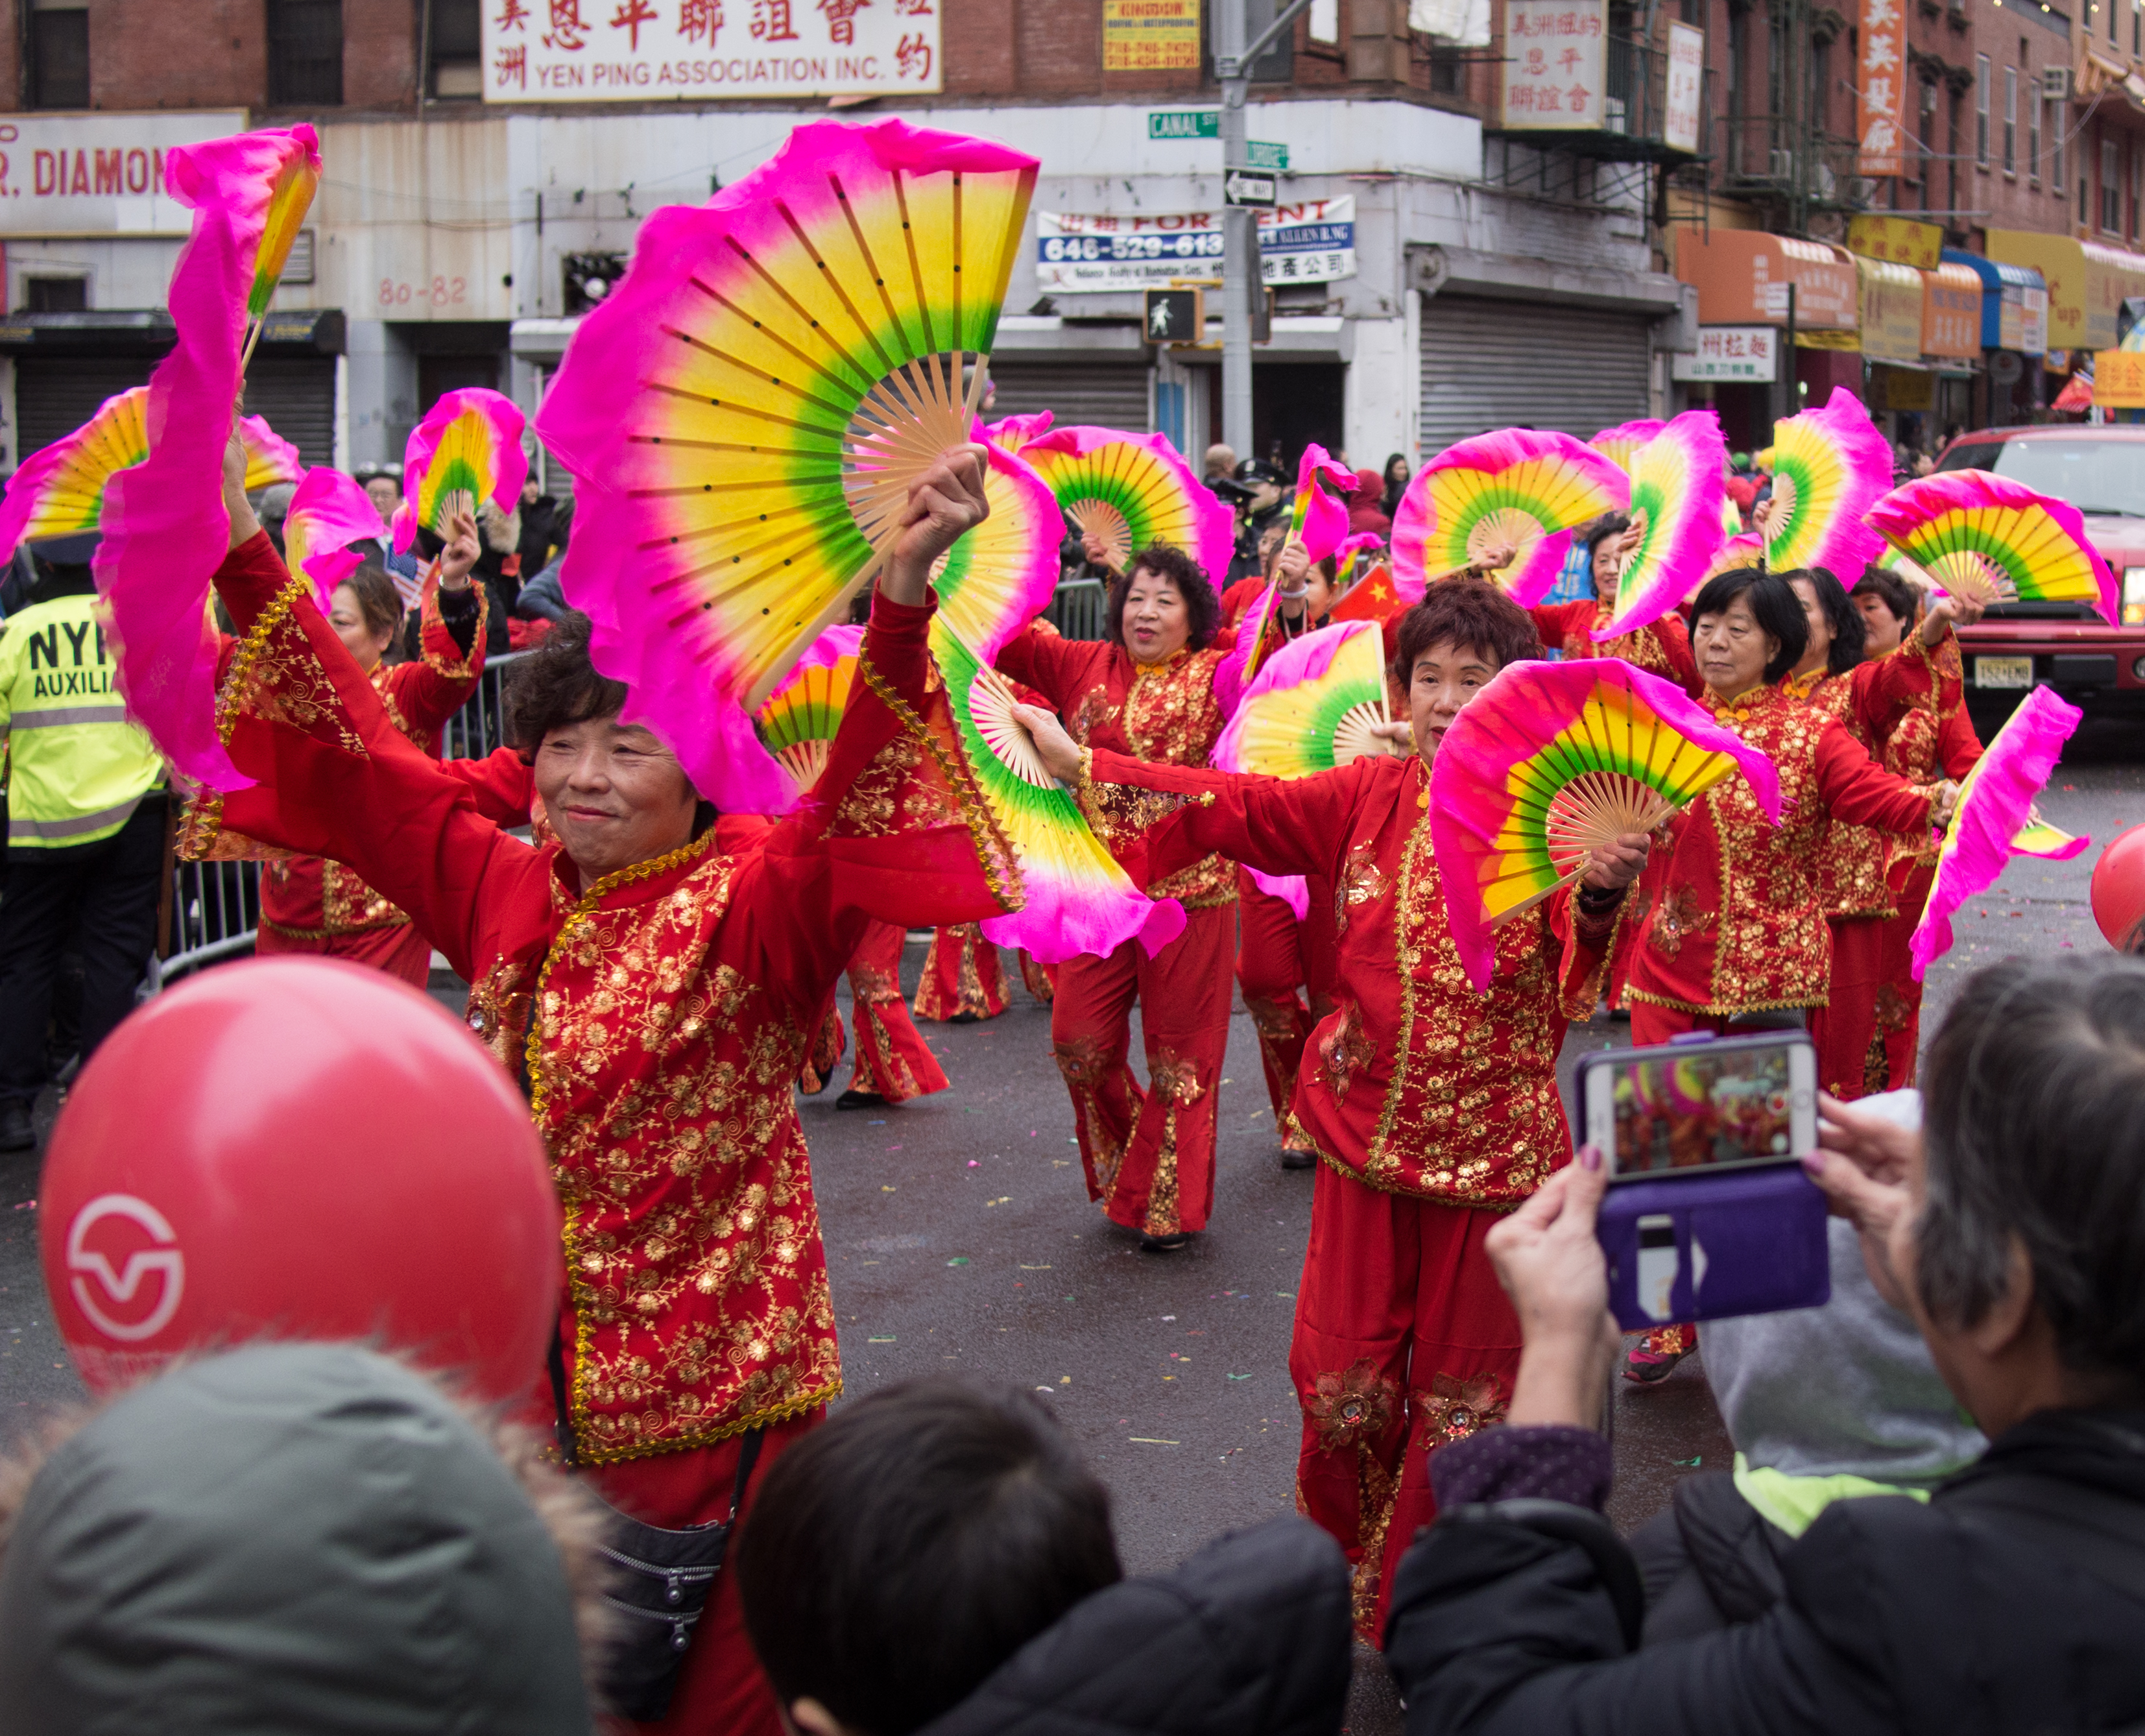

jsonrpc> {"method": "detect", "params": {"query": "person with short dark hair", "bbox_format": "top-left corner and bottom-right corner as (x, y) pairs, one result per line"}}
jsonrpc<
(1382, 954), (2145, 1736)
(994, 544), (1252, 1251)
(1527, 512), (1703, 697)
(1014, 580), (1651, 1644)
(734, 1377), (1354, 1736)
(187, 426), (1011, 1735)
(253, 520), (488, 987)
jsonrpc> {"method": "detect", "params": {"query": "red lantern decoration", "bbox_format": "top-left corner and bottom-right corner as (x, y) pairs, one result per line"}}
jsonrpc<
(41, 958), (559, 1400)
(2091, 823), (2145, 952)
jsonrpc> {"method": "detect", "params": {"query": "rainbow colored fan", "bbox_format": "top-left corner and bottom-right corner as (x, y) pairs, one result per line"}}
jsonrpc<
(1334, 532), (1384, 588)
(1392, 429), (1629, 607)
(1866, 469), (2119, 624)
(536, 119), (1038, 817)
(1214, 621), (1400, 780)
(755, 624), (863, 793)
(933, 628), (1184, 964)
(933, 435), (1064, 662)
(392, 388), (527, 552)
(1910, 684), (2089, 979)
(1280, 442), (1356, 566)
(1430, 658), (1782, 991)
(240, 415), (303, 488)
(1590, 420), (1665, 474)
(985, 410), (1054, 453)
(1764, 387), (1889, 575)
(1593, 411), (1730, 642)
(1022, 425), (1236, 584)
(283, 467), (386, 612)
(0, 388), (152, 553)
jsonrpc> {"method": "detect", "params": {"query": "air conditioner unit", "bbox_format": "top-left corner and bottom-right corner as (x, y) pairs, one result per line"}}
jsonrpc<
(1770, 147), (1797, 180)
(1849, 175), (1879, 206)
(2042, 65), (2074, 100)
(1814, 162), (1839, 199)
(1603, 96), (1628, 133)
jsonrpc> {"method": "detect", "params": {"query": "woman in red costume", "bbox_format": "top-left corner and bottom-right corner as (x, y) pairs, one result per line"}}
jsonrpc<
(994, 542), (1243, 1251)
(187, 430), (1010, 1736)
(913, 923), (1009, 1023)
(1527, 512), (1703, 696)
(835, 919), (950, 1109)
(252, 526), (485, 985)
(1016, 581), (1649, 1642)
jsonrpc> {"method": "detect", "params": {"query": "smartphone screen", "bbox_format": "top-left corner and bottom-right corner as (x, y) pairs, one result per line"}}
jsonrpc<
(1581, 1035), (1816, 1181)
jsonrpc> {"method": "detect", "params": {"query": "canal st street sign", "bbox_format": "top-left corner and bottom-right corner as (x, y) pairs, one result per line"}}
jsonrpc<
(1147, 113), (1289, 169)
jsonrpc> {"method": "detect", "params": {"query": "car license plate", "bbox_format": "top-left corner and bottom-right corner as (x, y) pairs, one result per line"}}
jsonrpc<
(1974, 655), (2034, 690)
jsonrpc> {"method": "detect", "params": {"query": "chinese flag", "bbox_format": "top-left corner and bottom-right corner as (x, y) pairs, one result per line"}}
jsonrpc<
(1330, 562), (1405, 623)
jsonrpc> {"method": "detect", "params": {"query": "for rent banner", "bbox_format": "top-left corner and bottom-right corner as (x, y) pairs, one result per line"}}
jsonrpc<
(1035, 199), (1356, 295)
(483, 0), (943, 101)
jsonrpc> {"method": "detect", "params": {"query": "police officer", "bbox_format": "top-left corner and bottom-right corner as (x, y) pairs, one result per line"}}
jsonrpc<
(0, 533), (166, 1151)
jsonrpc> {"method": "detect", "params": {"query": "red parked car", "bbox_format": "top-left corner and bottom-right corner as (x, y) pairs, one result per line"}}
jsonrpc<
(1934, 424), (2145, 730)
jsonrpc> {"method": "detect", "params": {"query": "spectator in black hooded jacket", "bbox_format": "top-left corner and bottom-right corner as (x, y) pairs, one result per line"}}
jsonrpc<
(1382, 953), (2145, 1736)
(735, 1378), (1352, 1736)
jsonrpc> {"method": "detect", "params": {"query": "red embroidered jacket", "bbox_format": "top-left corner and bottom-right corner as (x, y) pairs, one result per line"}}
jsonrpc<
(1623, 682), (1937, 1018)
(1083, 748), (1618, 1207)
(1529, 599), (1703, 698)
(187, 532), (1014, 1463)
(258, 586), (486, 941)
(997, 627), (1240, 909)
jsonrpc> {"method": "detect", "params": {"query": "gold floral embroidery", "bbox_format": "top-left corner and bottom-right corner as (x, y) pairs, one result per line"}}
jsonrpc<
(1316, 1001), (1375, 1102)
(1334, 841), (1385, 935)
(1304, 1358), (1401, 1448)
(1053, 1034), (1131, 1198)
(1414, 1371), (1508, 1446)
(1648, 885), (1708, 958)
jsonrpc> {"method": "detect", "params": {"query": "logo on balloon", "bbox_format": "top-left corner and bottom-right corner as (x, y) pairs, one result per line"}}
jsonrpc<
(66, 1194), (186, 1343)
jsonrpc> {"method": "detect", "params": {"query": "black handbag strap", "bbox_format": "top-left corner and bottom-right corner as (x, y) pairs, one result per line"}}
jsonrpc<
(546, 1327), (765, 1519)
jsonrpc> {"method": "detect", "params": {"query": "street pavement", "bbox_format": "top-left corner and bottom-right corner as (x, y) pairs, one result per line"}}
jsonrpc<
(0, 721), (2136, 1728)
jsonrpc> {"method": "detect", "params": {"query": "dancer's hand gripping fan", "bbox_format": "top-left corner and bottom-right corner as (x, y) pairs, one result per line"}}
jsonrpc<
(930, 435), (1184, 963)
(1909, 685), (2090, 979)
(1391, 429), (1629, 605)
(1212, 620), (1403, 919)
(1866, 469), (2119, 624)
(536, 119), (1039, 817)
(1429, 658), (1782, 991)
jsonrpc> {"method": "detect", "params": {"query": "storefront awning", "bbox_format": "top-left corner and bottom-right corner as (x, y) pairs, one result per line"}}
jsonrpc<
(1987, 229), (2145, 350)
(1940, 247), (2049, 352)
(1674, 230), (1858, 332)
(1856, 256), (1924, 362)
(1922, 260), (1984, 359)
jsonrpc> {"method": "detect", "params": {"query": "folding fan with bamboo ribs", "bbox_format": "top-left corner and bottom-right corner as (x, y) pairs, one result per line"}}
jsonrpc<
(1909, 684), (2090, 980)
(283, 466), (387, 612)
(1590, 420), (1665, 474)
(755, 623), (863, 792)
(929, 438), (1180, 962)
(1020, 424), (1237, 583)
(1391, 429), (1629, 605)
(1865, 469), (2119, 623)
(536, 119), (1038, 817)
(1430, 659), (1782, 991)
(0, 389), (304, 556)
(1762, 386), (1889, 575)
(1592, 411), (1731, 641)
(392, 387), (529, 552)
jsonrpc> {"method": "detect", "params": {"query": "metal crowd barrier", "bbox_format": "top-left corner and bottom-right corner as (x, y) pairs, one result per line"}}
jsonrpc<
(1048, 578), (1108, 641)
(158, 649), (533, 983)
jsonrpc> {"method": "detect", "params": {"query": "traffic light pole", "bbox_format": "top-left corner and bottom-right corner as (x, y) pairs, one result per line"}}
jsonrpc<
(1216, 0), (1314, 463)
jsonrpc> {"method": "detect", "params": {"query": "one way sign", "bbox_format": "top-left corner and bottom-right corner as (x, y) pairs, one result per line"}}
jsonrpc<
(1223, 169), (1277, 207)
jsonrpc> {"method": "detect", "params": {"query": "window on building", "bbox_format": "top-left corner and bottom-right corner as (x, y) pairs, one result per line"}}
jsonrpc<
(2104, 135), (2122, 230)
(2113, 0), (2121, 43)
(27, 0), (90, 110)
(429, 0), (483, 98)
(267, 0), (344, 105)
(22, 276), (86, 312)
(1976, 56), (1992, 167)
(2028, 84), (2042, 182)
(2052, 99), (2065, 192)
(1918, 78), (1939, 204)
(2133, 141), (2142, 238)
(2004, 66), (2017, 172)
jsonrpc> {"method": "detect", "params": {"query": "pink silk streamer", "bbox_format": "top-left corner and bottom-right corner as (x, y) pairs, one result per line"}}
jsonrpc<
(95, 125), (320, 793)
(240, 415), (303, 486)
(1909, 684), (2087, 980)
(285, 467), (387, 612)
(1288, 442), (1356, 565)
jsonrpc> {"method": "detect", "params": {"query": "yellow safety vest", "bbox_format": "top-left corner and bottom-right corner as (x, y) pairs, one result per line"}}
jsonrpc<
(0, 591), (165, 849)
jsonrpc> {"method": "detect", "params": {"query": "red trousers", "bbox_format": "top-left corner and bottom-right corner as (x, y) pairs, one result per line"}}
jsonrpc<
(1291, 1163), (1522, 1643)
(1050, 902), (1236, 1236)
(1018, 950), (1057, 1004)
(913, 924), (1008, 1021)
(1234, 869), (1336, 1140)
(256, 919), (432, 987)
(1807, 913), (1892, 1102)
(845, 920), (948, 1103)
(587, 1410), (822, 1736)
(1871, 861), (1936, 1091)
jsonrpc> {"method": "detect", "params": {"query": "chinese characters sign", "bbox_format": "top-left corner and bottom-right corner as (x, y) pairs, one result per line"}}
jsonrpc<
(1499, 0), (1606, 132)
(1670, 326), (1778, 382)
(1036, 199), (1356, 294)
(483, 0), (942, 100)
(1663, 23), (1703, 154)
(1847, 212), (1939, 270)
(1858, 0), (1904, 177)
(1103, 0), (1200, 70)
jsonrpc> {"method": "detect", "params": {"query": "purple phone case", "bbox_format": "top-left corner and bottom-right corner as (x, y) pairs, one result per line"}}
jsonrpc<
(1596, 1165), (1832, 1332)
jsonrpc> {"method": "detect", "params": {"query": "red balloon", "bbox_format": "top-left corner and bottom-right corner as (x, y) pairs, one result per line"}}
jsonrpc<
(42, 958), (560, 1399)
(2092, 824), (2145, 952)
